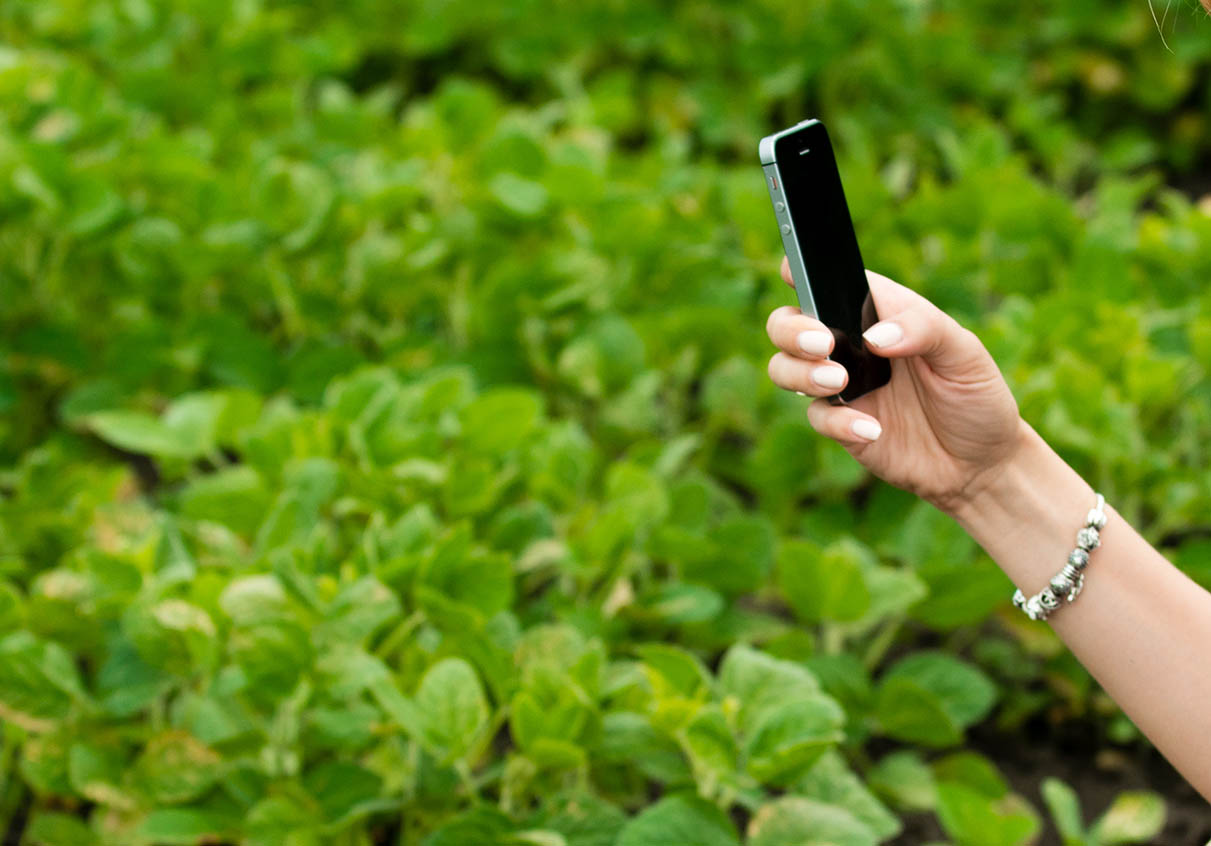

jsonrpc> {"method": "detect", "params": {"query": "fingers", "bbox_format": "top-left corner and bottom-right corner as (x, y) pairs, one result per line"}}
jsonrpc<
(780, 255), (793, 287)
(768, 351), (848, 397)
(766, 305), (834, 359)
(861, 274), (990, 382)
(806, 397), (883, 445)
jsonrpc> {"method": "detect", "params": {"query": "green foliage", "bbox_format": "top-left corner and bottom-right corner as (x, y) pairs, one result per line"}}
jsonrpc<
(2, 0), (1208, 841)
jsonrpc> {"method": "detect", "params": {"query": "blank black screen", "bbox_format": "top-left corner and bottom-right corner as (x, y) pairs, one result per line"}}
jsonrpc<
(776, 123), (888, 402)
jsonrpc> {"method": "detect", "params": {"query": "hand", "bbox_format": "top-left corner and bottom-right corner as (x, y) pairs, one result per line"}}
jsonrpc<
(765, 257), (1024, 514)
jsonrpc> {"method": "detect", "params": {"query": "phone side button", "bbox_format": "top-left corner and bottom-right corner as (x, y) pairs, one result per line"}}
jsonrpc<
(775, 201), (785, 213)
(781, 224), (791, 235)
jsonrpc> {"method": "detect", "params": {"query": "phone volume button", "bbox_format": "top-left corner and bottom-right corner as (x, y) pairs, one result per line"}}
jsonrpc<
(780, 224), (791, 235)
(775, 201), (785, 212)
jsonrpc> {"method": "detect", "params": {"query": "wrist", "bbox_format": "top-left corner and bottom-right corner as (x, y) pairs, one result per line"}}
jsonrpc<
(946, 418), (1095, 560)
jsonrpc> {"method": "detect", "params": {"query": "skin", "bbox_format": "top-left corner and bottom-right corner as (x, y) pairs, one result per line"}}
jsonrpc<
(766, 257), (1211, 802)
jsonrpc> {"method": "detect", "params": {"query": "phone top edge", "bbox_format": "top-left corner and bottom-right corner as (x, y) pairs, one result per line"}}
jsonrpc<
(758, 118), (821, 164)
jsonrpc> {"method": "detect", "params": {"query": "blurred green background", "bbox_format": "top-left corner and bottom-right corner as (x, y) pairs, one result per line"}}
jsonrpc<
(2, 1), (1211, 844)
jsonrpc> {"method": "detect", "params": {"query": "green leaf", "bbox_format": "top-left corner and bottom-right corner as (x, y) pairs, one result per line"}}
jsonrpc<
(1088, 791), (1166, 846)
(24, 812), (99, 846)
(868, 750), (938, 812)
(935, 782), (1040, 846)
(84, 410), (198, 459)
(533, 792), (627, 846)
(718, 644), (820, 730)
(135, 731), (222, 805)
(778, 540), (871, 623)
(1041, 777), (1086, 845)
(880, 651), (997, 732)
(490, 172), (550, 217)
(874, 677), (962, 747)
(794, 750), (902, 841)
(616, 795), (740, 846)
(136, 808), (237, 845)
(744, 695), (846, 783)
(635, 644), (712, 700)
(462, 387), (543, 453)
(417, 657), (489, 760)
(746, 796), (878, 846)
(0, 632), (87, 730)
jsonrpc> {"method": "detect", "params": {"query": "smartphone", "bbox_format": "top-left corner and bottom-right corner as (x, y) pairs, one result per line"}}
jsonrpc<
(759, 119), (890, 404)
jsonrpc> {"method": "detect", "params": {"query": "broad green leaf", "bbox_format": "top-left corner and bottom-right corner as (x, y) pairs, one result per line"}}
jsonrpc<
(936, 782), (1040, 846)
(1041, 777), (1085, 845)
(616, 795), (740, 846)
(718, 644), (820, 731)
(744, 696), (846, 783)
(868, 750), (938, 812)
(778, 539), (871, 623)
(875, 677), (962, 747)
(746, 796), (878, 846)
(84, 410), (198, 459)
(24, 812), (99, 846)
(880, 651), (997, 730)
(533, 792), (627, 846)
(136, 808), (238, 845)
(462, 387), (543, 454)
(417, 657), (489, 760)
(635, 644), (712, 700)
(1089, 791), (1166, 846)
(0, 632), (87, 730)
(794, 750), (902, 841)
(135, 731), (222, 805)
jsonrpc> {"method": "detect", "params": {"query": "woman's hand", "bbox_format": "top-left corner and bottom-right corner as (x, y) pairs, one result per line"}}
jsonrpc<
(766, 257), (1023, 515)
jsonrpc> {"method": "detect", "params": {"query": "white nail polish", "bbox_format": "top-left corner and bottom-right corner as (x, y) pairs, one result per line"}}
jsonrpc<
(812, 366), (846, 388)
(797, 330), (832, 355)
(863, 321), (903, 348)
(851, 419), (882, 441)
(795, 391), (806, 396)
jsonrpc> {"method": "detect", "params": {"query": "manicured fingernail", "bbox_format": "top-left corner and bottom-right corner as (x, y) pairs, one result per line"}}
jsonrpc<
(812, 366), (846, 388)
(795, 391), (806, 396)
(863, 321), (903, 348)
(851, 419), (882, 441)
(797, 330), (832, 355)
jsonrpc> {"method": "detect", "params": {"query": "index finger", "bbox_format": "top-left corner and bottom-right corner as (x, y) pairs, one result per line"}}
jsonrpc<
(780, 255), (793, 288)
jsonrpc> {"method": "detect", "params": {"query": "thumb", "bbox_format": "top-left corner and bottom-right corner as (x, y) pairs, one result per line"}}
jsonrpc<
(860, 298), (991, 382)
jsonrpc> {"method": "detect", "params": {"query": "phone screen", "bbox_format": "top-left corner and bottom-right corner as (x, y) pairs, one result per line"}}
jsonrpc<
(774, 123), (889, 402)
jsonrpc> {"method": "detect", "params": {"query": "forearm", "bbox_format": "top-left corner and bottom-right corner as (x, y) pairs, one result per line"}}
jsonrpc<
(950, 419), (1211, 802)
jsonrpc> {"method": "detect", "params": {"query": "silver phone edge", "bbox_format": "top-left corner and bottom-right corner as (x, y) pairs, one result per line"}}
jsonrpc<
(760, 119), (851, 405)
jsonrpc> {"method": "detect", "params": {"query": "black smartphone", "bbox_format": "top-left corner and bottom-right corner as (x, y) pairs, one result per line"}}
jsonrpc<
(759, 119), (890, 404)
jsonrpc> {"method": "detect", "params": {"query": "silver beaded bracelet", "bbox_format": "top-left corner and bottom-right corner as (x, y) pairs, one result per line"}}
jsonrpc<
(1011, 493), (1107, 621)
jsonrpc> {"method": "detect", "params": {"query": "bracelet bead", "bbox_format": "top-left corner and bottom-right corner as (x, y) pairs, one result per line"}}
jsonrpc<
(1038, 588), (1060, 611)
(1076, 526), (1100, 551)
(1011, 492), (1105, 622)
(1050, 572), (1074, 596)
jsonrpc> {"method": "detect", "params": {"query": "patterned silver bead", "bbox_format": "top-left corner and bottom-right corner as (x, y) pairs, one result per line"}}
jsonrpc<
(1076, 526), (1100, 551)
(1068, 548), (1090, 570)
(1050, 572), (1074, 597)
(1024, 595), (1046, 621)
(1038, 588), (1060, 611)
(1085, 508), (1107, 530)
(1066, 573), (1085, 602)
(1011, 588), (1026, 610)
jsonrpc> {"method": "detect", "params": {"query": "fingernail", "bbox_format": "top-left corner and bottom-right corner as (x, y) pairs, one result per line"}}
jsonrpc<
(812, 366), (846, 388)
(851, 419), (882, 441)
(863, 321), (903, 348)
(795, 391), (806, 396)
(797, 330), (832, 355)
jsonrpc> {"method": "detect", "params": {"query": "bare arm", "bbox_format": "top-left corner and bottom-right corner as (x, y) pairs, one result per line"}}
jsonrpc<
(764, 258), (1211, 802)
(952, 419), (1211, 801)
